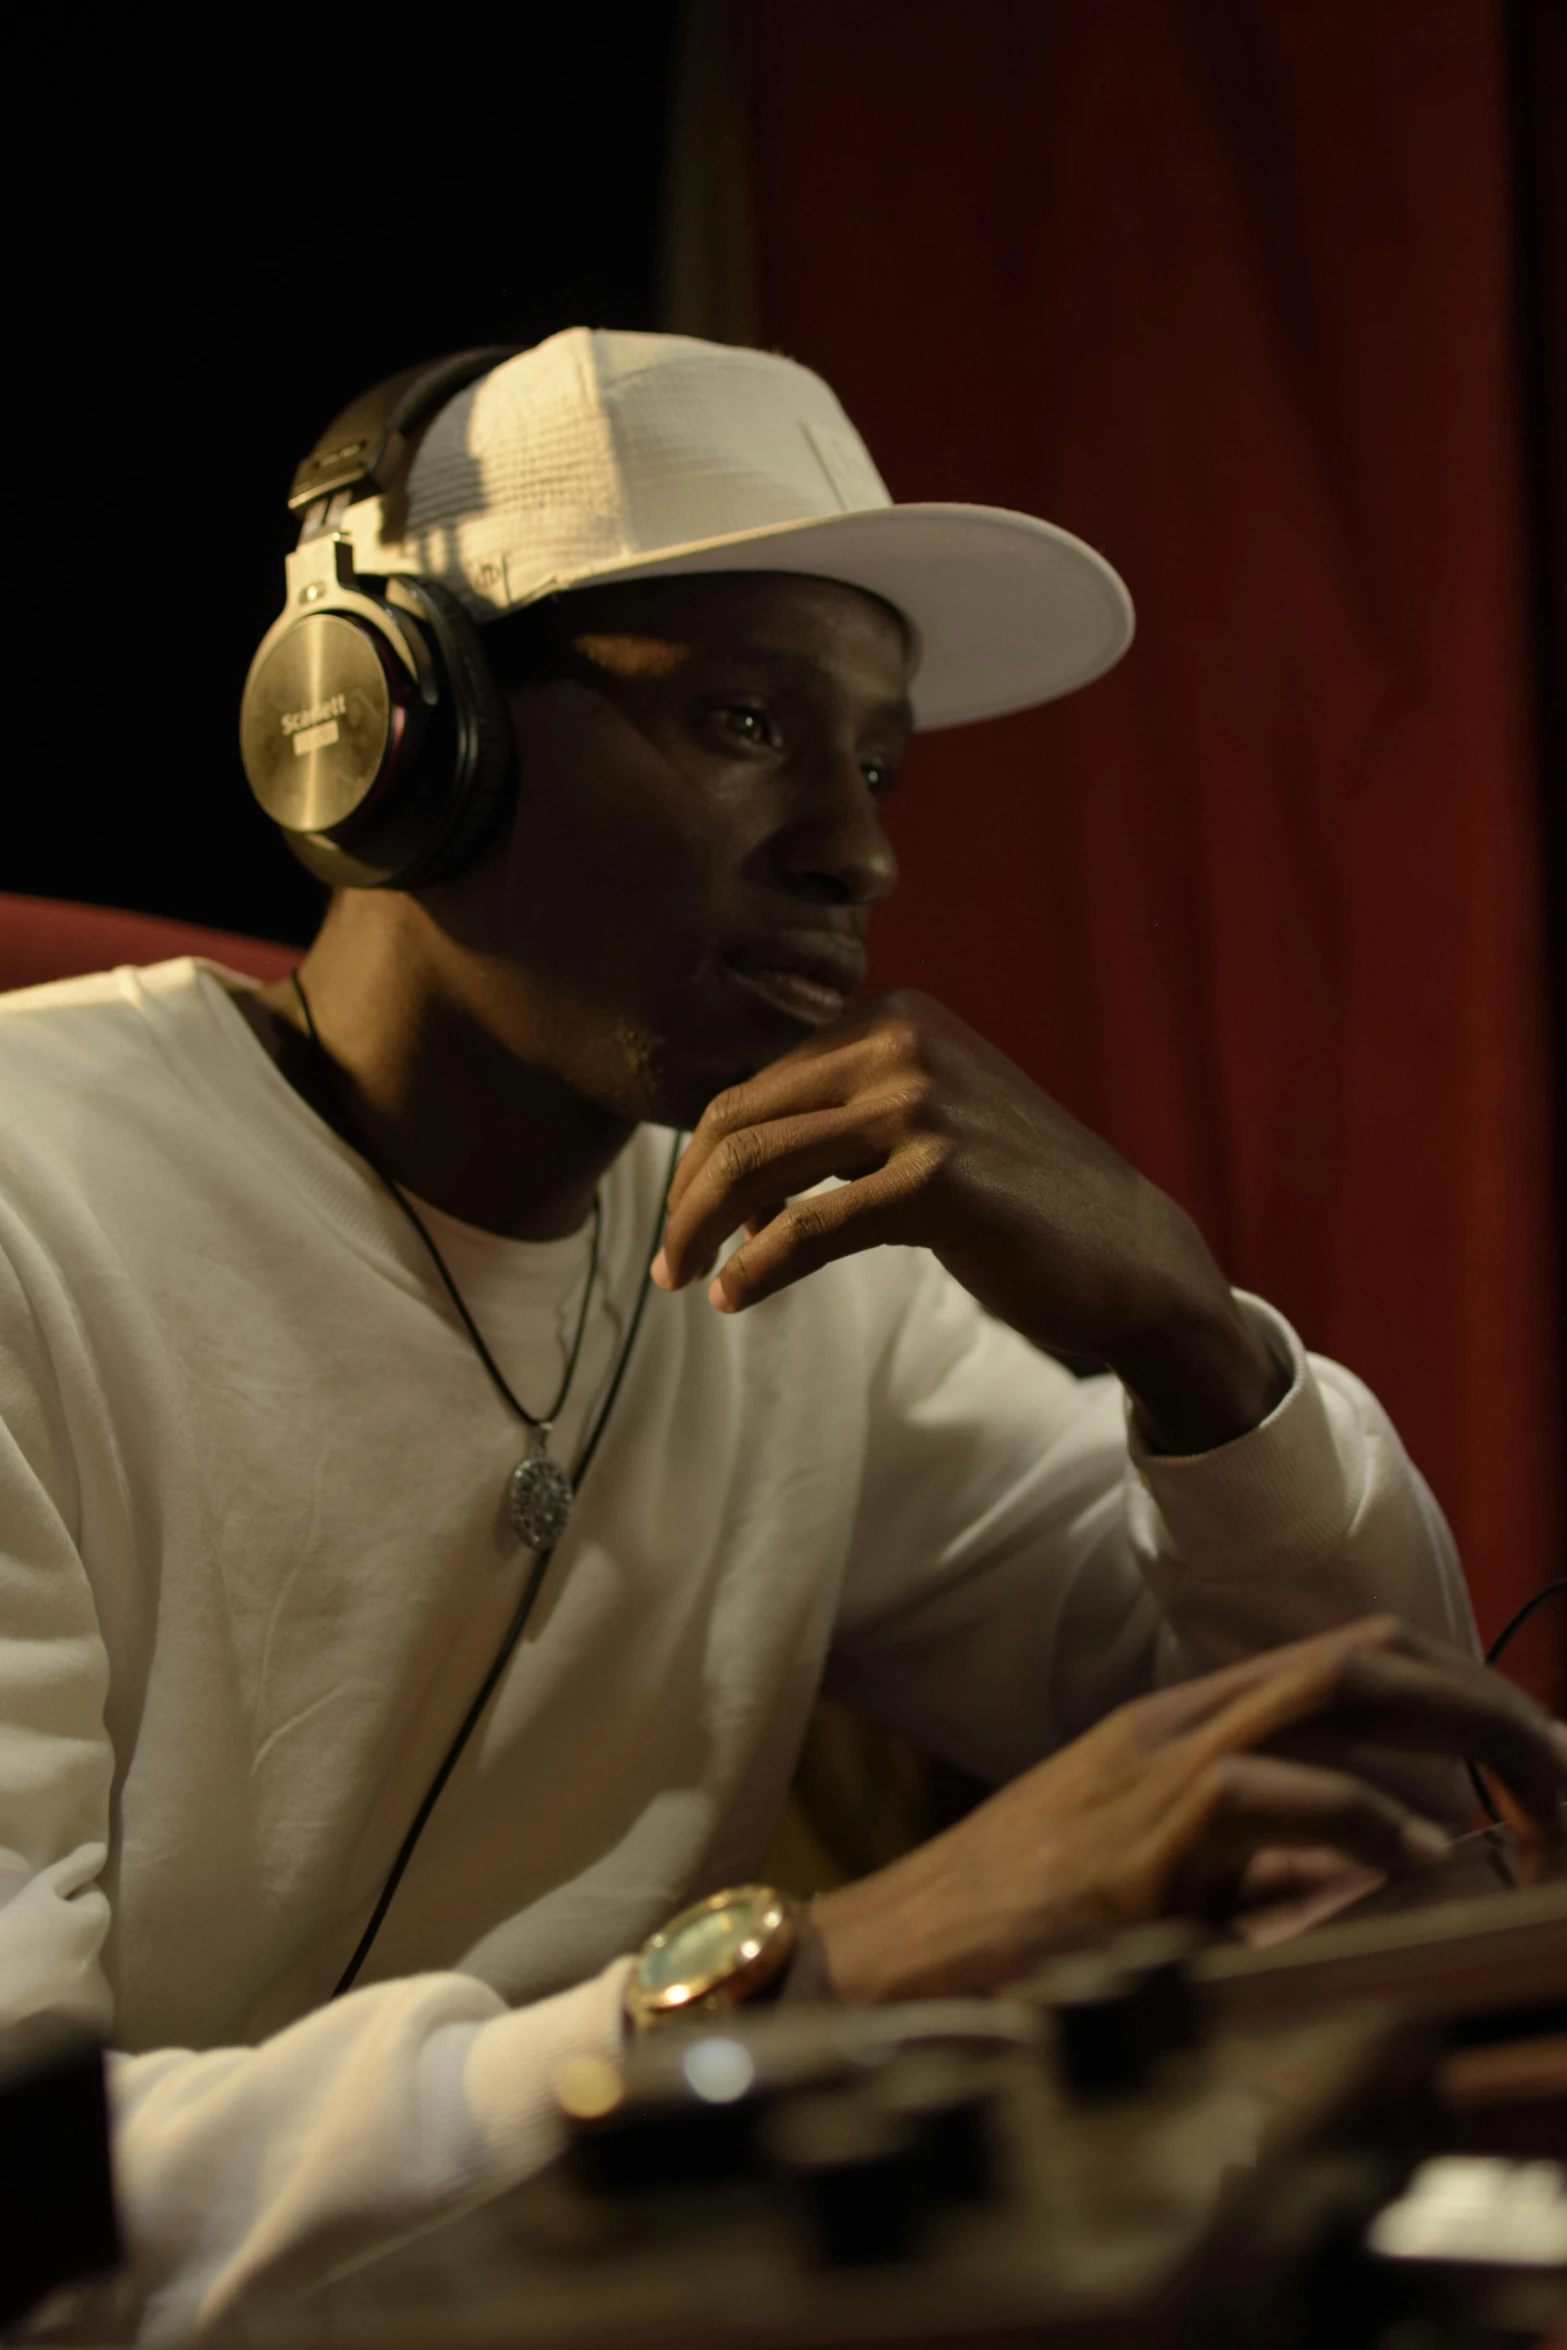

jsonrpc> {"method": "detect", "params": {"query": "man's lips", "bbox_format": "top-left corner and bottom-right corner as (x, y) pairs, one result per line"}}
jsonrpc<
(723, 932), (867, 1024)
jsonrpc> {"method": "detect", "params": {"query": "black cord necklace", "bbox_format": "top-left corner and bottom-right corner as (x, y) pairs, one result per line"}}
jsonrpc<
(328, 1160), (674, 1997)
(280, 971), (682, 1995)
(291, 971), (600, 1550)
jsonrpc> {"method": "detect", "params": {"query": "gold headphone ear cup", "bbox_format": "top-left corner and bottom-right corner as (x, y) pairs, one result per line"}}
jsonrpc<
(239, 609), (414, 845)
(389, 579), (517, 890)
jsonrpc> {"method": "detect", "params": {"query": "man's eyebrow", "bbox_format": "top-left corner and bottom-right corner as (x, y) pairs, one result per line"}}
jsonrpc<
(704, 643), (916, 734)
(570, 631), (692, 680)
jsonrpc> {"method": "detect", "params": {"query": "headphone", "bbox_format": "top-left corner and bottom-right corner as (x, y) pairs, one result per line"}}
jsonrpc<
(239, 349), (523, 890)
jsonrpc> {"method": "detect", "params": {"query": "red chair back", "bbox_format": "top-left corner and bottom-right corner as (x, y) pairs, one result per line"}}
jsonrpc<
(0, 894), (297, 994)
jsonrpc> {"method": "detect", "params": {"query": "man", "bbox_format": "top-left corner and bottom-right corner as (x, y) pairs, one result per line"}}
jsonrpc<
(0, 329), (1558, 2338)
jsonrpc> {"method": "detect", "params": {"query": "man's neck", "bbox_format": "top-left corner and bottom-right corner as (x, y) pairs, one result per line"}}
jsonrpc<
(229, 901), (637, 1243)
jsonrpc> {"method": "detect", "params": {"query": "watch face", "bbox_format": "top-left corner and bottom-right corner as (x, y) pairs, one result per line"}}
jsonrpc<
(636, 1888), (789, 2007)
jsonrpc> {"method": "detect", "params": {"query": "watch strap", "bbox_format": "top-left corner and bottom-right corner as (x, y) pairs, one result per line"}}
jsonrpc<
(772, 1908), (835, 2005)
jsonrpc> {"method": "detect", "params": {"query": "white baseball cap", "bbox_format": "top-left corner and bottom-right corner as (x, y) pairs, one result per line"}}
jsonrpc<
(343, 328), (1134, 731)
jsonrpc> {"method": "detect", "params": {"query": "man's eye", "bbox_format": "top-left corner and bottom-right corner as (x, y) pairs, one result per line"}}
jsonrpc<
(715, 704), (775, 747)
(863, 760), (898, 796)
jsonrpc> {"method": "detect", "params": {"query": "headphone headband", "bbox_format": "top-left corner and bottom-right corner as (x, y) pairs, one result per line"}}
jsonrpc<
(287, 346), (520, 515)
(242, 346), (523, 890)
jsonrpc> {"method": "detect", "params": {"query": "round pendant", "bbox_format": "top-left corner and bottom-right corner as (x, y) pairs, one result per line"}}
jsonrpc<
(509, 1451), (575, 1550)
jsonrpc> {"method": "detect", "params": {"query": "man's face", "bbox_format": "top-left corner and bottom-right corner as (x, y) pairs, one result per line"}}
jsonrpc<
(434, 572), (913, 1129)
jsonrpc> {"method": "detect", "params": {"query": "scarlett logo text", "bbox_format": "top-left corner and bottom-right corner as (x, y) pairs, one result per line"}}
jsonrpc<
(281, 693), (347, 736)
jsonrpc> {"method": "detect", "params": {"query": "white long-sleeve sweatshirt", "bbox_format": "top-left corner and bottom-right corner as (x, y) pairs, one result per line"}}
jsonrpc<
(0, 959), (1475, 2337)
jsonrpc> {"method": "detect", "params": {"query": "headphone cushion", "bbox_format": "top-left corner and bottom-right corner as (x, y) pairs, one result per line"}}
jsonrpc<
(394, 577), (518, 889)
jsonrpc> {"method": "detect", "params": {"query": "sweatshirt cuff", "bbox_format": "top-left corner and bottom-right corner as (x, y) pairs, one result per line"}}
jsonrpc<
(1125, 1292), (1355, 1578)
(462, 1956), (633, 2179)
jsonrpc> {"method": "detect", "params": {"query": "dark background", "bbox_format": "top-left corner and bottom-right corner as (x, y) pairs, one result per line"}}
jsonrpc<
(12, 11), (678, 945)
(10, 2), (1560, 981)
(6, 1), (1564, 1697)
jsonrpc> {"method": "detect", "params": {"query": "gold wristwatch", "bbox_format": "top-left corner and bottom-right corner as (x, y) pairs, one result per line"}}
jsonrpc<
(625, 1886), (804, 2030)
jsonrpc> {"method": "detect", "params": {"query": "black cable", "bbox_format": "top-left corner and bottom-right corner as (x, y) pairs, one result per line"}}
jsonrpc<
(330, 1126), (682, 1998)
(1465, 1576), (1567, 1824)
(1483, 1576), (1567, 1668)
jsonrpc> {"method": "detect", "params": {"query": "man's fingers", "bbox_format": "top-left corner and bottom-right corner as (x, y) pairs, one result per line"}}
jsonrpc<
(1129, 1622), (1567, 1837)
(1228, 1847), (1389, 1947)
(658, 1101), (893, 1289)
(1233, 1844), (1386, 1909)
(665, 1032), (888, 1218)
(1118, 1618), (1404, 1756)
(1269, 1646), (1567, 1829)
(1150, 1625), (1405, 1781)
(1149, 1753), (1449, 1915)
(707, 1156), (929, 1312)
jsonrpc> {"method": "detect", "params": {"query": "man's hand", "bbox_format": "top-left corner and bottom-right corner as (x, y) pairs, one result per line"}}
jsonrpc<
(655, 990), (1282, 1451)
(806, 1617), (1567, 2003)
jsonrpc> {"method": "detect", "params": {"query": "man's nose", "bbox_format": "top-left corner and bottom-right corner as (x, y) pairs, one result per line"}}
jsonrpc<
(775, 756), (899, 909)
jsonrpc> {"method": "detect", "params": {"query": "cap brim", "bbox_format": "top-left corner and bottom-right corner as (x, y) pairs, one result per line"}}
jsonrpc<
(501, 503), (1134, 731)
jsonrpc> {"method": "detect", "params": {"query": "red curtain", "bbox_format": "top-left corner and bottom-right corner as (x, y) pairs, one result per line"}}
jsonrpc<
(744, 0), (1562, 1703)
